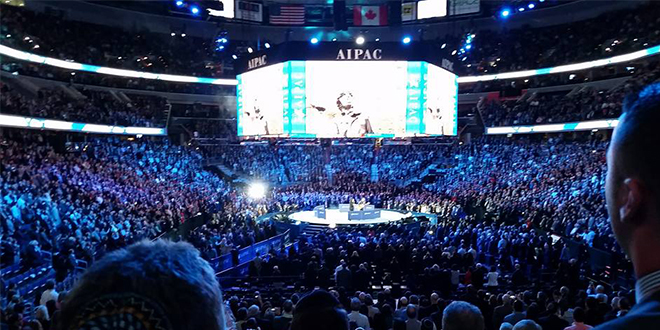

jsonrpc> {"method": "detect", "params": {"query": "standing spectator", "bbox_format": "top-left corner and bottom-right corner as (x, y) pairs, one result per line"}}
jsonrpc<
(348, 298), (371, 330)
(291, 290), (348, 330)
(565, 307), (592, 330)
(487, 267), (499, 288)
(511, 264), (526, 287)
(493, 295), (514, 328)
(512, 320), (541, 330)
(273, 300), (294, 330)
(39, 280), (58, 306)
(336, 260), (352, 289)
(538, 303), (569, 330)
(442, 301), (485, 330)
(503, 300), (526, 326)
(406, 305), (422, 330)
(472, 264), (486, 288)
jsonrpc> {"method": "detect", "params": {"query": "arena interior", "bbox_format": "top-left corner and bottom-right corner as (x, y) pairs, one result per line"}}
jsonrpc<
(1, 0), (660, 330)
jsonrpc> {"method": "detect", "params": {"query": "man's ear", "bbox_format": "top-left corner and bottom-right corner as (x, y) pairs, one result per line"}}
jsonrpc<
(619, 178), (644, 225)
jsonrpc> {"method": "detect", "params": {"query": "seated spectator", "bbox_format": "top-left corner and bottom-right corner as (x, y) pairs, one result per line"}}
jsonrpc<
(57, 240), (225, 330)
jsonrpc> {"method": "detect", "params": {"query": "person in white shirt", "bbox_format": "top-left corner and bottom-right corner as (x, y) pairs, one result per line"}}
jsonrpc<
(487, 267), (499, 287)
(40, 280), (59, 306)
(348, 298), (370, 330)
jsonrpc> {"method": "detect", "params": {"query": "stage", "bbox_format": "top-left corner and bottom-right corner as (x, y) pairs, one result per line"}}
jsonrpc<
(289, 208), (411, 226)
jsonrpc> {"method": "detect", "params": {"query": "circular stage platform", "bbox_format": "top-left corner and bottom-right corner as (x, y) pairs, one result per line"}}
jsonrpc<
(290, 208), (411, 226)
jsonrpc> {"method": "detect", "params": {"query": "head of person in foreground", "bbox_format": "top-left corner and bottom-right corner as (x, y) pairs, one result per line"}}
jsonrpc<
(606, 82), (660, 279)
(442, 301), (485, 330)
(57, 240), (225, 330)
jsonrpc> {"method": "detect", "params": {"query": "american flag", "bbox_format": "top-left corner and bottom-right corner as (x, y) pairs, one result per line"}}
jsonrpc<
(269, 5), (305, 25)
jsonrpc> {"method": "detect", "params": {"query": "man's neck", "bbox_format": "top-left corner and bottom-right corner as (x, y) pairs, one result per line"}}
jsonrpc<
(628, 230), (660, 279)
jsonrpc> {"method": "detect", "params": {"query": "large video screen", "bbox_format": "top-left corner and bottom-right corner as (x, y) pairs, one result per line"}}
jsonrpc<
(237, 61), (457, 137)
(236, 63), (284, 136)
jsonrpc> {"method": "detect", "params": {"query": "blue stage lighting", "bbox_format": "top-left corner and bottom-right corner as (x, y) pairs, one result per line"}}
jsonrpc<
(175, 1), (184, 7)
(465, 44), (472, 50)
(310, 37), (319, 44)
(402, 36), (411, 44)
(518, 7), (525, 12)
(500, 9), (510, 17)
(264, 42), (271, 49)
(190, 6), (200, 15)
(528, 3), (535, 9)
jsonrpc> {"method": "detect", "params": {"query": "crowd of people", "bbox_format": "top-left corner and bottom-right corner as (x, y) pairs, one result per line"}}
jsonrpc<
(203, 135), (617, 259)
(480, 59), (660, 126)
(457, 1), (660, 76)
(1, 106), (656, 330)
(0, 130), (231, 281)
(2, 2), (659, 79)
(217, 219), (636, 330)
(0, 5), (237, 78)
(0, 82), (166, 127)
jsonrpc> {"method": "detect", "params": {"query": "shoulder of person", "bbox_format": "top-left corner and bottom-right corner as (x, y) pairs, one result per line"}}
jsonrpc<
(594, 296), (660, 330)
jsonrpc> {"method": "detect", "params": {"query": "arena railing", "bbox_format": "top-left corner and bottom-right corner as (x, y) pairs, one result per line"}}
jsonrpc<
(0, 113), (167, 136)
(0, 44), (237, 86)
(485, 118), (620, 135)
(1, 43), (658, 86)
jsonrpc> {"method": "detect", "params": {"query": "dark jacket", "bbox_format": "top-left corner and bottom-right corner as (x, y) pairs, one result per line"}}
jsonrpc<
(594, 291), (660, 330)
(336, 267), (352, 289)
(538, 314), (570, 330)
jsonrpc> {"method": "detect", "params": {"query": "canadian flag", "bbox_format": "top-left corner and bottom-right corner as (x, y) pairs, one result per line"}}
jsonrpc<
(353, 5), (388, 26)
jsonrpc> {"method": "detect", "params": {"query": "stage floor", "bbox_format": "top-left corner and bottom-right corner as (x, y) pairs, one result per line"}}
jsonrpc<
(290, 208), (410, 226)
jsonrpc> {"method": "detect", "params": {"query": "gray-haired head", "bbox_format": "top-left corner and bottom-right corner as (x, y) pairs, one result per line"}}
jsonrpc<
(512, 320), (541, 330)
(58, 240), (225, 330)
(442, 301), (484, 330)
(499, 323), (513, 330)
